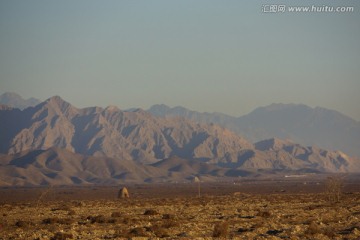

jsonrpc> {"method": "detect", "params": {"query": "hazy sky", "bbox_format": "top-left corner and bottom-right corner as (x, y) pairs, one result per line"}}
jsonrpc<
(1, 0), (359, 120)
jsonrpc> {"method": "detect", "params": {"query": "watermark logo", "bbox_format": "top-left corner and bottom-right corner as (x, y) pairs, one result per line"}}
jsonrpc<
(262, 5), (286, 13)
(262, 4), (354, 13)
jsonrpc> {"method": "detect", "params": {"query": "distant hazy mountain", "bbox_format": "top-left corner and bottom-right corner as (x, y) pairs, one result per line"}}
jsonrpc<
(0, 92), (41, 110)
(148, 104), (239, 130)
(0, 96), (359, 185)
(148, 103), (360, 157)
(237, 104), (360, 157)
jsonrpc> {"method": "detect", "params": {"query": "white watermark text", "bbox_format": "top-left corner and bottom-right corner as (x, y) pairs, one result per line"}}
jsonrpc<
(262, 5), (354, 13)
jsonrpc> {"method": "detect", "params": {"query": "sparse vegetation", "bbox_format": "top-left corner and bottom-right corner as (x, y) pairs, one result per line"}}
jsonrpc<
(305, 221), (322, 235)
(87, 215), (107, 224)
(110, 211), (122, 218)
(325, 175), (344, 202)
(15, 220), (31, 228)
(144, 209), (159, 215)
(42, 217), (74, 225)
(213, 221), (229, 238)
(51, 232), (73, 240)
(1, 183), (360, 239)
(162, 213), (175, 219)
(257, 209), (271, 218)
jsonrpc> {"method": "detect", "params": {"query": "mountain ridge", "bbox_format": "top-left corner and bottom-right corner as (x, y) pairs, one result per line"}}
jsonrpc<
(1, 96), (254, 164)
(148, 103), (360, 157)
(0, 94), (359, 186)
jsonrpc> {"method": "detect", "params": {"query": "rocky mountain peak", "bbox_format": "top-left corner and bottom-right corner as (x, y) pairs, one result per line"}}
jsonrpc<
(41, 96), (78, 117)
(46, 95), (68, 105)
(148, 104), (172, 115)
(105, 105), (120, 112)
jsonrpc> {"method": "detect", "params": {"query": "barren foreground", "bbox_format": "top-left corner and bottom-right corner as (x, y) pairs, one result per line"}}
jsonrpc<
(1, 181), (360, 239)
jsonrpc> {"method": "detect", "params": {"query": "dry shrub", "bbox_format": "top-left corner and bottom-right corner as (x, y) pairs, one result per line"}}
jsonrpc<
(144, 209), (158, 215)
(237, 227), (255, 233)
(15, 220), (31, 228)
(51, 205), (72, 212)
(266, 229), (283, 236)
(68, 210), (76, 216)
(162, 213), (175, 219)
(352, 211), (360, 215)
(162, 219), (180, 228)
(306, 222), (322, 235)
(213, 221), (229, 238)
(177, 232), (189, 237)
(338, 226), (359, 235)
(257, 210), (271, 218)
(239, 215), (255, 219)
(114, 228), (129, 238)
(42, 217), (74, 225)
(305, 204), (324, 211)
(323, 226), (335, 238)
(71, 201), (84, 207)
(120, 216), (132, 224)
(147, 225), (170, 238)
(51, 232), (73, 240)
(111, 211), (122, 218)
(87, 215), (106, 224)
(130, 227), (148, 236)
(107, 218), (117, 224)
(86, 215), (117, 224)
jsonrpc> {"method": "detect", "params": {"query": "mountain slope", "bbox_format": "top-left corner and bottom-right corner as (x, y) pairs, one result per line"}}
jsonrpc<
(0, 148), (169, 186)
(2, 145), (357, 186)
(1, 96), (253, 165)
(237, 104), (360, 157)
(0, 95), (359, 186)
(148, 104), (240, 131)
(252, 138), (360, 172)
(148, 103), (360, 157)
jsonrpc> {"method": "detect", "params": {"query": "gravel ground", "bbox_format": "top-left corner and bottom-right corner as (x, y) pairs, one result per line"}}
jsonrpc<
(1, 184), (360, 239)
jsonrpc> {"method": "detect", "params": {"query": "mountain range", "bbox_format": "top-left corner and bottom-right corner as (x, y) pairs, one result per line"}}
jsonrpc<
(0, 93), (359, 186)
(2, 92), (359, 158)
(148, 103), (360, 157)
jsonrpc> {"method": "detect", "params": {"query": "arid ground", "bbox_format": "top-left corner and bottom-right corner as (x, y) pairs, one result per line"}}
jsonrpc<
(1, 175), (360, 239)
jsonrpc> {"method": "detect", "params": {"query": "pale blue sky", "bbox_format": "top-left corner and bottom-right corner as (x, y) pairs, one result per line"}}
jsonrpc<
(1, 0), (359, 120)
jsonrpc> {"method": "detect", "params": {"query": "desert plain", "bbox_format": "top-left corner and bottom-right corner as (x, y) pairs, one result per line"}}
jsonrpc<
(1, 175), (360, 240)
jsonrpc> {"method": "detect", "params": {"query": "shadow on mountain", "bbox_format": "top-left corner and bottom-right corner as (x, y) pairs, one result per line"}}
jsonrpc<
(0, 107), (34, 153)
(70, 176), (83, 184)
(71, 114), (102, 154)
(9, 149), (45, 167)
